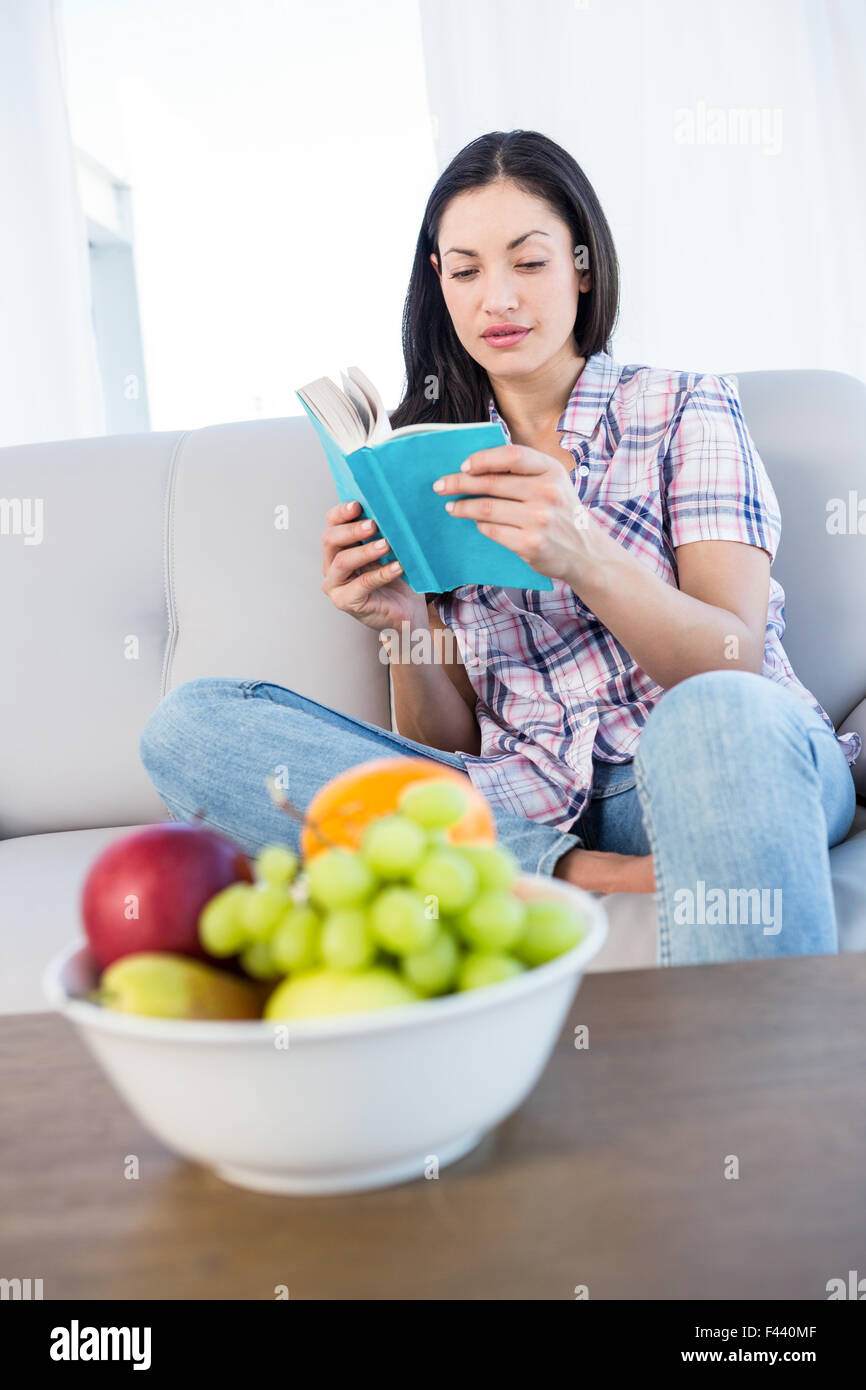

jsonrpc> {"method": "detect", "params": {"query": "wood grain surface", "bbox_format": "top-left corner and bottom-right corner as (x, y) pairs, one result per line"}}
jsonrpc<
(1, 955), (864, 1300)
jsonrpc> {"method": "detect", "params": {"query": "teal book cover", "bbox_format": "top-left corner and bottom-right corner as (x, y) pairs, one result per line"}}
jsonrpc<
(296, 397), (554, 592)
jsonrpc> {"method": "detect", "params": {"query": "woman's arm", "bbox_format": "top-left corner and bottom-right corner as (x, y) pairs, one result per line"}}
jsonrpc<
(385, 602), (482, 756)
(570, 534), (770, 691)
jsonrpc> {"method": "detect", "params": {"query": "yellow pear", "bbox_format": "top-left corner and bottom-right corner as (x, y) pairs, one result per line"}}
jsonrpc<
(95, 952), (264, 1020)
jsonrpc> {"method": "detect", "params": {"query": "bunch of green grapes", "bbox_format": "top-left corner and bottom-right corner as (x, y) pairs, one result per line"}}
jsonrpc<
(198, 843), (315, 980)
(198, 780), (588, 1021)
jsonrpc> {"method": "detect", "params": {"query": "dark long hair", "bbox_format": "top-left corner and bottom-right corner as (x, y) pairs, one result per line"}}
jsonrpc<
(389, 130), (620, 601)
(390, 129), (620, 433)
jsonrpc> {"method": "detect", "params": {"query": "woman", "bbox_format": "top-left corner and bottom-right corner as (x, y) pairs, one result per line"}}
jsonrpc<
(139, 130), (860, 966)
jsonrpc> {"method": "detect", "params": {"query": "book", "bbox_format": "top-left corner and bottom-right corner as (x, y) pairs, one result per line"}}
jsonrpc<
(295, 366), (554, 593)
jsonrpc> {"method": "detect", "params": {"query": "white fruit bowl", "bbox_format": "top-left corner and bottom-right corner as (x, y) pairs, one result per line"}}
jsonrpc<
(43, 873), (608, 1196)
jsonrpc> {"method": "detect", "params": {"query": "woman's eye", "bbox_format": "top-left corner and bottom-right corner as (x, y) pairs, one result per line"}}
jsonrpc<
(449, 261), (548, 280)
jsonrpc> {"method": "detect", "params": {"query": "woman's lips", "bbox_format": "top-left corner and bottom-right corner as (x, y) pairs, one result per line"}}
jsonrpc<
(481, 327), (532, 348)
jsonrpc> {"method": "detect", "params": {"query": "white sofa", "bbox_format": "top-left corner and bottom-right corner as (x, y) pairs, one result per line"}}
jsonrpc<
(2, 369), (865, 1010)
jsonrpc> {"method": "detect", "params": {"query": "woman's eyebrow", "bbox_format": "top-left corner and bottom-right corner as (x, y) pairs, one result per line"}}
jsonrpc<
(442, 229), (552, 258)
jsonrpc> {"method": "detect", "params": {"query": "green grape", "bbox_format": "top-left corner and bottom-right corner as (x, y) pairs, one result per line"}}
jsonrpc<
(241, 882), (293, 941)
(398, 779), (468, 829)
(375, 947), (403, 975)
(305, 848), (376, 910)
(198, 883), (254, 956)
(410, 847), (479, 915)
(401, 926), (460, 996)
(457, 890), (526, 951)
(264, 967), (419, 1020)
(457, 951), (526, 991)
(368, 885), (438, 955)
(239, 938), (282, 980)
(514, 900), (586, 965)
(271, 904), (321, 972)
(255, 844), (299, 887)
(320, 907), (375, 971)
(458, 843), (519, 893)
(360, 814), (427, 879)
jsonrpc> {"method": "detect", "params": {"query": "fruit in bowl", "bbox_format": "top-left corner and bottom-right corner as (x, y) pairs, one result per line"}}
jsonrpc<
(95, 953), (265, 1020)
(81, 822), (253, 968)
(44, 757), (609, 1194)
(76, 759), (591, 1024)
(45, 869), (608, 1195)
(298, 756), (497, 858)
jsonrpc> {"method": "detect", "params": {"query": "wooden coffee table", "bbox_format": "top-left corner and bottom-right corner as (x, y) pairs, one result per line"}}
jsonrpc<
(1, 955), (863, 1300)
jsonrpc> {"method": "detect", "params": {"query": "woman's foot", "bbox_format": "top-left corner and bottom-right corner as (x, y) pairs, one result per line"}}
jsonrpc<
(553, 847), (656, 895)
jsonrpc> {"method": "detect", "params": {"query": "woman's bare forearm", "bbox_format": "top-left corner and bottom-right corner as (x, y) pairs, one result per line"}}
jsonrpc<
(381, 632), (482, 756)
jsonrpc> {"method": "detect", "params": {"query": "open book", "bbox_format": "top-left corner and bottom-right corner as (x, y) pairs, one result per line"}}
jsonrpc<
(295, 366), (554, 593)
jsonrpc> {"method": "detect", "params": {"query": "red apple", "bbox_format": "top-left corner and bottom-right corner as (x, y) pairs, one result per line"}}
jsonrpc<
(81, 822), (254, 969)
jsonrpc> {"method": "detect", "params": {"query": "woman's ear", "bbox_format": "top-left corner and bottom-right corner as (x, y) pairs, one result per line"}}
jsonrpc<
(429, 251), (441, 280)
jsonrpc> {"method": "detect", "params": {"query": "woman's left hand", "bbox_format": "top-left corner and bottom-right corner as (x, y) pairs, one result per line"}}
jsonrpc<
(432, 443), (609, 588)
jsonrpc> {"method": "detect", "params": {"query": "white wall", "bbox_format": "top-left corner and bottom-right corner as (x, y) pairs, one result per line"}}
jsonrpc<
(419, 0), (866, 383)
(59, 0), (440, 431)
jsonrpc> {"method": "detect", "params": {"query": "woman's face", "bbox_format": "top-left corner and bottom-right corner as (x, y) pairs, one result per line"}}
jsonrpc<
(430, 179), (591, 379)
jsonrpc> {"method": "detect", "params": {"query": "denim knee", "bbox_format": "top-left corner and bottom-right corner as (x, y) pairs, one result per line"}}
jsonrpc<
(634, 669), (801, 780)
(139, 677), (234, 777)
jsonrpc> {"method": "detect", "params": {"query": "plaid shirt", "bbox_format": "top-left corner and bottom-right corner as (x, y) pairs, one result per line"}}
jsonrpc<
(432, 350), (861, 829)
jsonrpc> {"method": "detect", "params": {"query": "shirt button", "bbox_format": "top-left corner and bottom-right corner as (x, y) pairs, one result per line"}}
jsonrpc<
(578, 465), (590, 477)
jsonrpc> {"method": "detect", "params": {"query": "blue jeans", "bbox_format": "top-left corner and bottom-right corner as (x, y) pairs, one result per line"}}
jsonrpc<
(138, 669), (857, 968)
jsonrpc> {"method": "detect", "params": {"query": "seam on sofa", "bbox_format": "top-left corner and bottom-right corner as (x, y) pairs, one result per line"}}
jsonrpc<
(159, 430), (193, 699)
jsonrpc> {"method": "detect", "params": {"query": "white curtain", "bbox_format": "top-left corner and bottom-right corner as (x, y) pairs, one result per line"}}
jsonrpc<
(0, 0), (104, 448)
(417, 0), (866, 382)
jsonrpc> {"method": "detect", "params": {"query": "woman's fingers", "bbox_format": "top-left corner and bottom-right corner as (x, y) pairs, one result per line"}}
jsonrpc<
(322, 503), (383, 574)
(443, 495), (528, 528)
(460, 444), (549, 475)
(321, 505), (401, 602)
(433, 470), (534, 500)
(329, 556), (404, 608)
(329, 533), (392, 579)
(324, 499), (361, 526)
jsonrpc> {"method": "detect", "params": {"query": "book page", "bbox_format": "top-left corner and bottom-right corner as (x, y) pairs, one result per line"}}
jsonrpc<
(296, 377), (366, 451)
(346, 366), (392, 444)
(389, 421), (482, 437)
(340, 370), (372, 437)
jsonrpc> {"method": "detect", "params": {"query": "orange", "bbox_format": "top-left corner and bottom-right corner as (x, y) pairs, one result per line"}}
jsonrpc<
(301, 757), (496, 859)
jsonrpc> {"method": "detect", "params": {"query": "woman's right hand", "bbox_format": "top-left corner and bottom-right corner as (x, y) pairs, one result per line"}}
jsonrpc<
(321, 499), (428, 634)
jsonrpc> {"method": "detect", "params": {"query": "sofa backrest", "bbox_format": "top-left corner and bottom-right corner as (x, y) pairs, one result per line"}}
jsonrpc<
(735, 368), (866, 784)
(0, 417), (391, 837)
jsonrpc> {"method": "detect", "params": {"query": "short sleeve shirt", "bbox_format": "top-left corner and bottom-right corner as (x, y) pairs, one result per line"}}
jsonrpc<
(432, 351), (861, 830)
